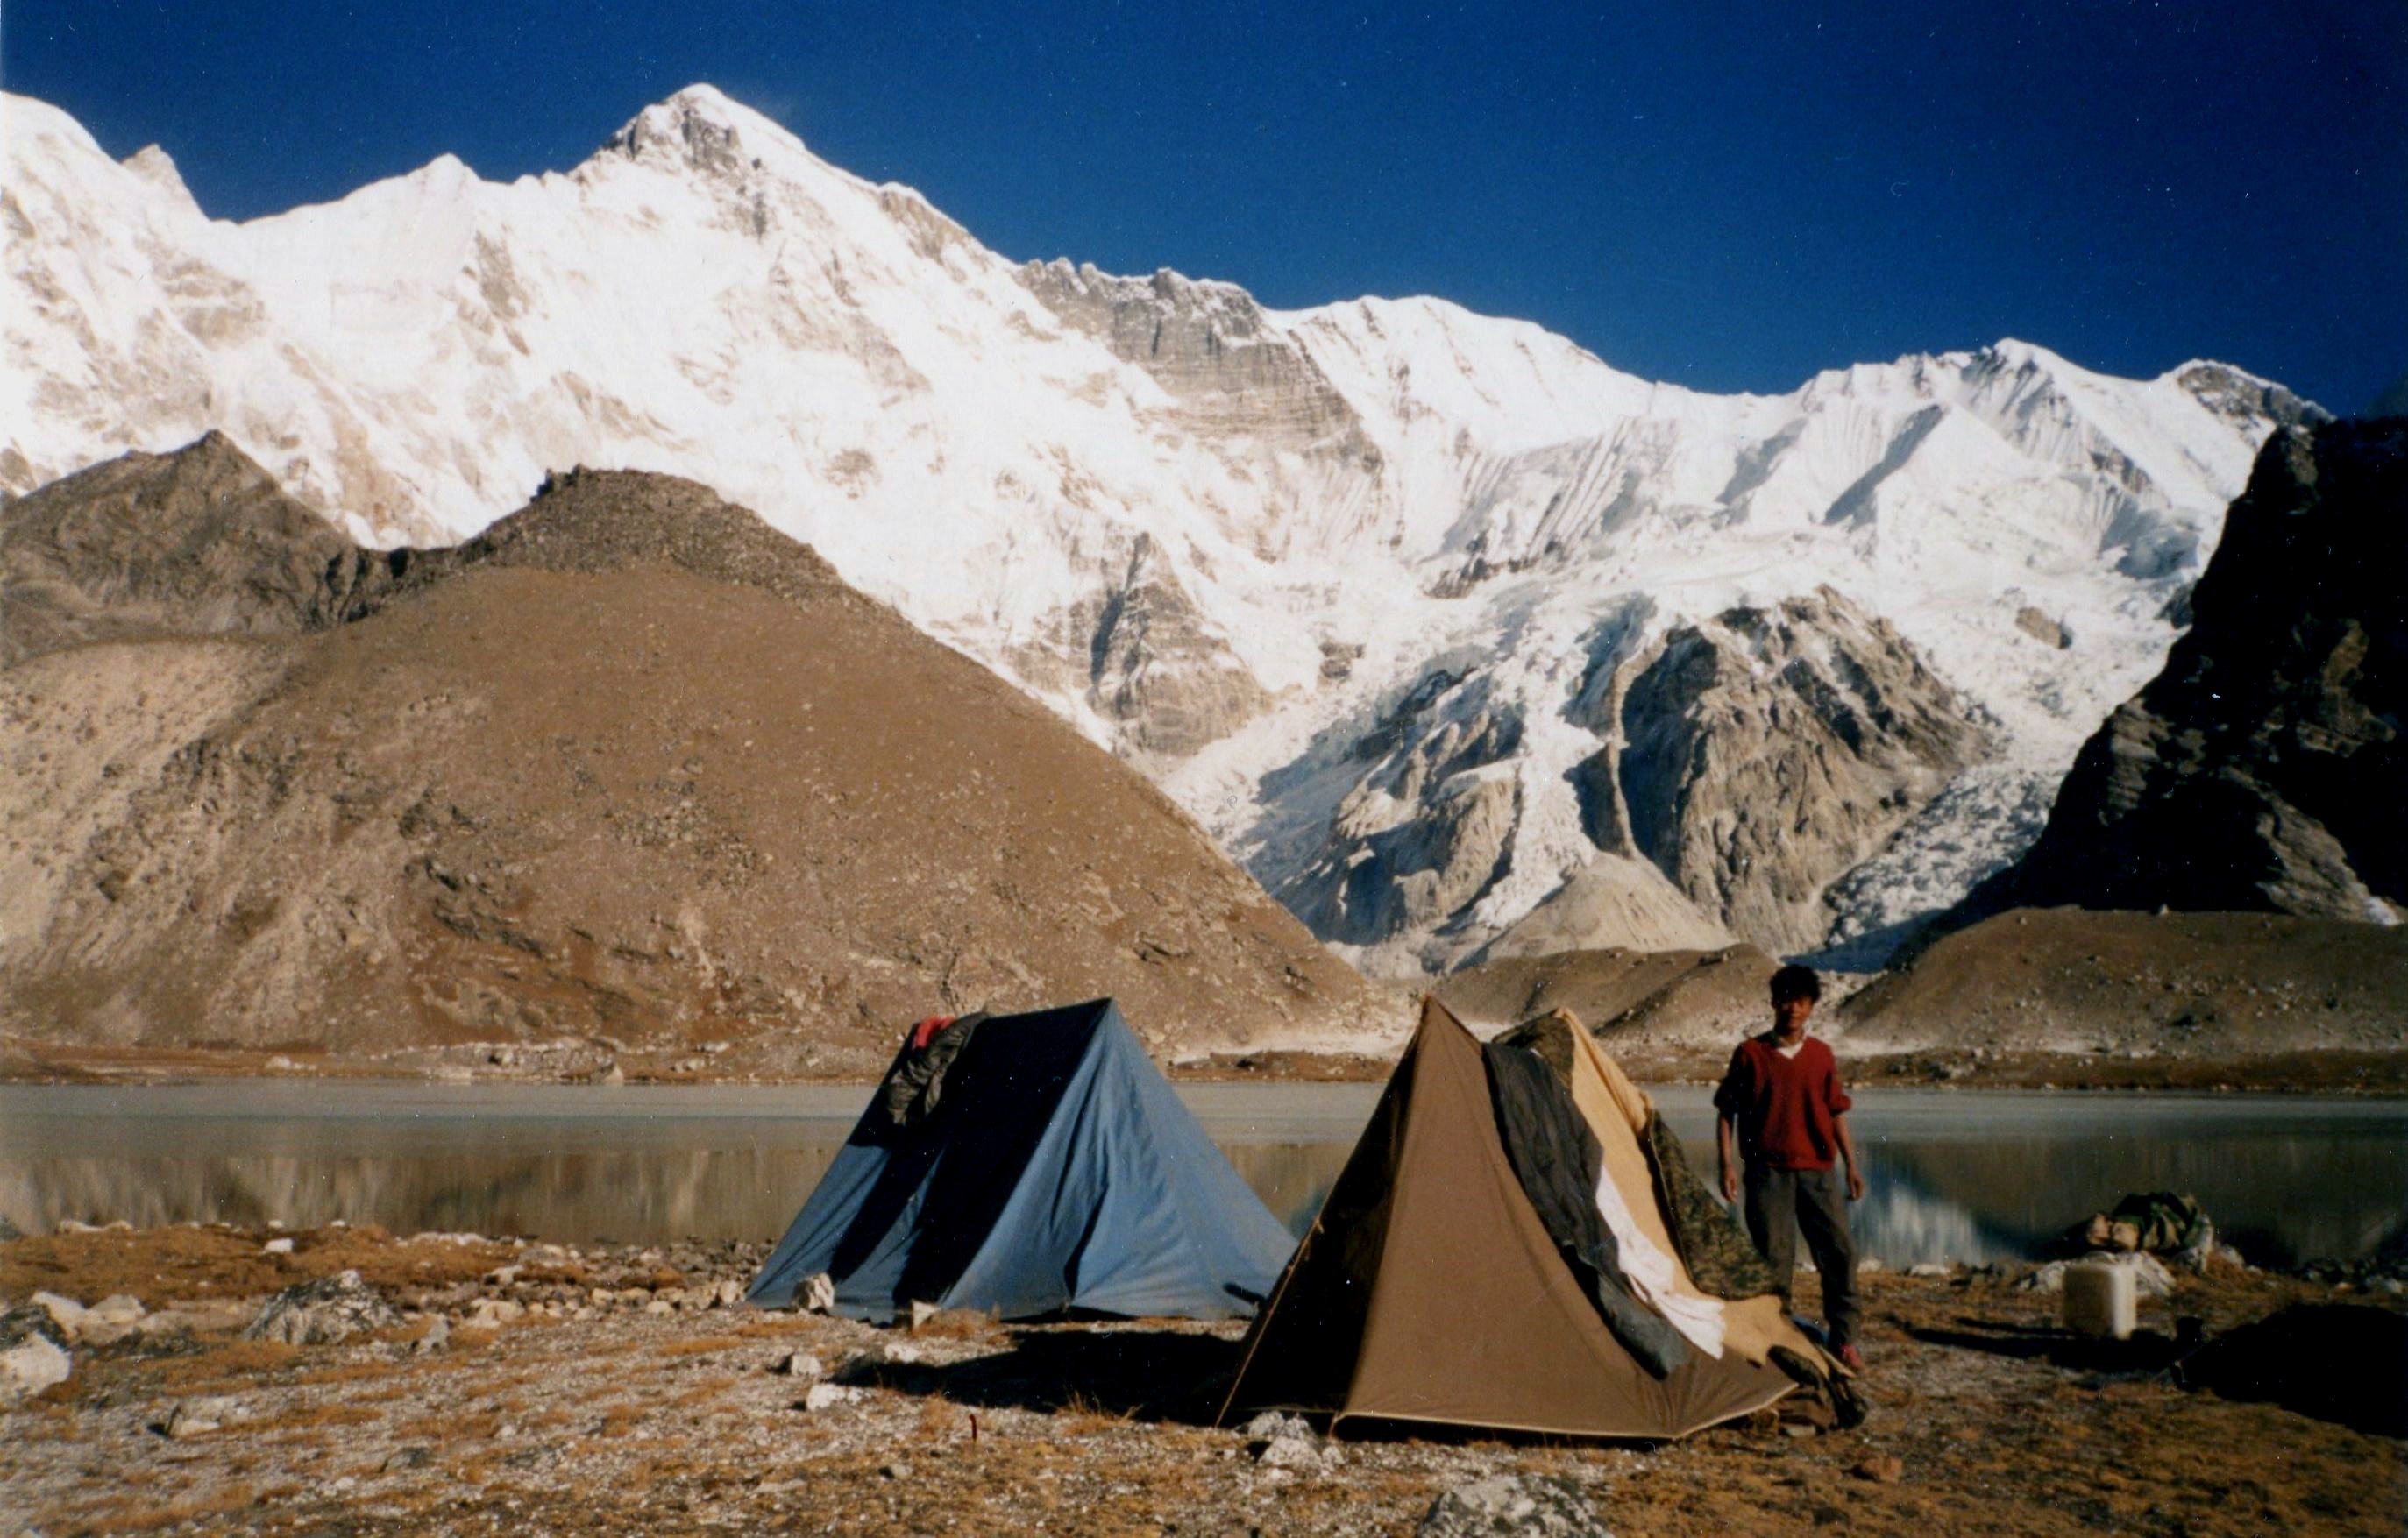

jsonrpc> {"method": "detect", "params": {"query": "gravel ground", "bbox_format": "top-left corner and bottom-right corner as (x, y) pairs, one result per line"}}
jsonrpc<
(3, 1225), (2402, 1536)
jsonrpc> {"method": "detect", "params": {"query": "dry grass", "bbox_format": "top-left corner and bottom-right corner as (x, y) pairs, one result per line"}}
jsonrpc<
(909, 1308), (1003, 1342)
(668, 1375), (737, 1408)
(2, 1401), (86, 1442)
(914, 1396), (970, 1442)
(398, 1407), (501, 1442)
(70, 1481), (259, 1534)
(245, 1401), (385, 1435)
(147, 1338), (298, 1393)
(1055, 1390), (1139, 1436)
(296, 1357), (414, 1387)
(652, 1334), (749, 1357)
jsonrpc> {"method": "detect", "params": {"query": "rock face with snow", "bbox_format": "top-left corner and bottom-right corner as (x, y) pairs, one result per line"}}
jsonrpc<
(1, 86), (2322, 969)
(1608, 589), (1989, 953)
(1962, 422), (2405, 925)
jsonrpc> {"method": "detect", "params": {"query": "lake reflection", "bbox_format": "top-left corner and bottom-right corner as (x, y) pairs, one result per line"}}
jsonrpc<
(0, 1082), (2399, 1265)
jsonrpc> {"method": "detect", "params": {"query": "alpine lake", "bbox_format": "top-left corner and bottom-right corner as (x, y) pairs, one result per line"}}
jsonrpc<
(3, 1081), (2401, 1267)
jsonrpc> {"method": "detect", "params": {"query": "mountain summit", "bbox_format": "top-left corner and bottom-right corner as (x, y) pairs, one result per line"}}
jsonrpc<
(1, 87), (2323, 968)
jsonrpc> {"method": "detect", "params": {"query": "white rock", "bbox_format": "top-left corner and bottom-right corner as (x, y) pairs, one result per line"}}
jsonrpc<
(263, 1237), (295, 1255)
(1908, 1262), (1953, 1279)
(0, 1333), (70, 1401)
(714, 1280), (744, 1308)
(160, 1394), (251, 1438)
(1258, 1435), (1337, 1471)
(772, 1350), (825, 1380)
(799, 1272), (836, 1314)
(29, 1292), (89, 1341)
(1241, 1411), (1316, 1442)
(245, 1270), (401, 1346)
(1417, 1473), (1613, 1536)
(801, 1382), (862, 1411)
(89, 1293), (146, 1325)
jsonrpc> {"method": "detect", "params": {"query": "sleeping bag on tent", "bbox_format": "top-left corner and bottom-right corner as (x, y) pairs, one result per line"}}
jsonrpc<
(746, 998), (1296, 1322)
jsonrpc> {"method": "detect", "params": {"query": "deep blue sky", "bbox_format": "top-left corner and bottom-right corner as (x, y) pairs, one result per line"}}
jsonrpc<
(8, 1), (2400, 412)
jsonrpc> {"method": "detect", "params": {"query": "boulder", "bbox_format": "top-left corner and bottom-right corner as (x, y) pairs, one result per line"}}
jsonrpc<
(1417, 1474), (1614, 1537)
(243, 1270), (401, 1346)
(28, 1291), (89, 1343)
(0, 1307), (71, 1401)
(1241, 1411), (1343, 1472)
(158, 1394), (252, 1438)
(800, 1382), (862, 1411)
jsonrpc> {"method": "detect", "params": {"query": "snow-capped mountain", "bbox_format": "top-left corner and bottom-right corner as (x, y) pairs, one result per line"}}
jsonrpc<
(1, 86), (2320, 972)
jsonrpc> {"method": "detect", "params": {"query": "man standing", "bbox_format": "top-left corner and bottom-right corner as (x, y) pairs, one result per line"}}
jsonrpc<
(1715, 964), (1865, 1370)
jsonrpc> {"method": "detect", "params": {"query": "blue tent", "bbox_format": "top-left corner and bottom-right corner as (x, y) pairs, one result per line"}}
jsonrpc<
(746, 999), (1296, 1322)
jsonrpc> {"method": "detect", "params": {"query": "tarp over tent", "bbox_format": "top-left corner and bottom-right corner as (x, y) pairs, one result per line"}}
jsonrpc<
(746, 999), (1296, 1323)
(1220, 997), (1848, 1440)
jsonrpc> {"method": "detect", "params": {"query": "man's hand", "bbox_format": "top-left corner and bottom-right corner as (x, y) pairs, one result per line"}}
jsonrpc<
(1720, 1163), (1739, 1204)
(1845, 1163), (1866, 1202)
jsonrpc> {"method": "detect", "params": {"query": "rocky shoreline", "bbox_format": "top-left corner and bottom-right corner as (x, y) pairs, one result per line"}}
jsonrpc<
(4, 1223), (2402, 1535)
(6, 1037), (2406, 1095)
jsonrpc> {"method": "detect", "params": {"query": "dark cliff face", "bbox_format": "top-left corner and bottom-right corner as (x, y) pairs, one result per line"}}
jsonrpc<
(1966, 420), (2407, 923)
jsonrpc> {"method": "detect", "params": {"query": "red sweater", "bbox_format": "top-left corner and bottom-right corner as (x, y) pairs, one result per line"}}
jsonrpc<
(1714, 1034), (1852, 1172)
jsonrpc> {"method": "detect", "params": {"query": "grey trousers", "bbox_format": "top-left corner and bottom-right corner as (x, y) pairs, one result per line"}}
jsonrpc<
(1743, 1164), (1859, 1350)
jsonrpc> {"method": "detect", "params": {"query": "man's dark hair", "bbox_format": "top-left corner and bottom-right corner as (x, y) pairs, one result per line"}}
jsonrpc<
(1769, 964), (1822, 1005)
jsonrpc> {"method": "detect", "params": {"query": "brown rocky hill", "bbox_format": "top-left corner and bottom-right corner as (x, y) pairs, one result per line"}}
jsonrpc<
(1434, 944), (1785, 1057)
(0, 443), (1380, 1076)
(1960, 421), (2405, 925)
(1836, 907), (2408, 1060)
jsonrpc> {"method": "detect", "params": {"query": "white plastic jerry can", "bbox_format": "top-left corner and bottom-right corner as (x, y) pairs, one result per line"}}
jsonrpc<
(2063, 1261), (2138, 1340)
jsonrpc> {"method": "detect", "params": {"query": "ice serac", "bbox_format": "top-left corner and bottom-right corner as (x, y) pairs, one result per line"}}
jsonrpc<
(1960, 421), (2406, 925)
(1, 86), (2325, 968)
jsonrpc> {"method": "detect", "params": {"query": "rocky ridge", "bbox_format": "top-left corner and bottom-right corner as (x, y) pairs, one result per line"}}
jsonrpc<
(0, 429), (399, 664)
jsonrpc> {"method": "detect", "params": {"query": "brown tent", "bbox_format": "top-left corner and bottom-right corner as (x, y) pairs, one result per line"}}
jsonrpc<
(1220, 996), (1844, 1439)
